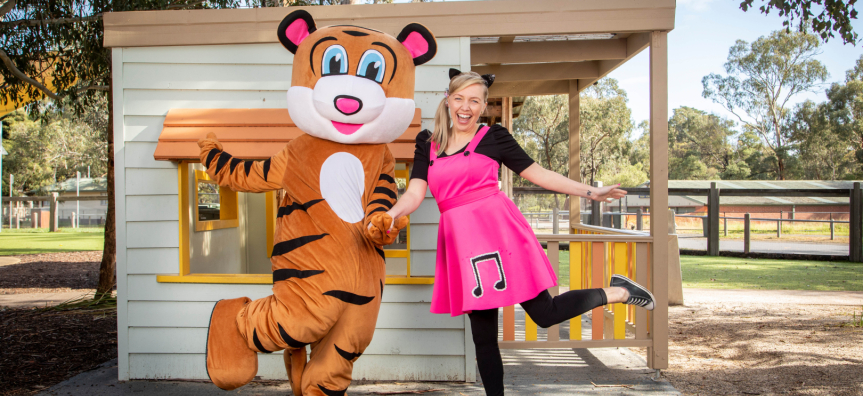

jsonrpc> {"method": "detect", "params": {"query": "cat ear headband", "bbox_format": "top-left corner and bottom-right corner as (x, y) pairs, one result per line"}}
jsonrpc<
(445, 68), (495, 98)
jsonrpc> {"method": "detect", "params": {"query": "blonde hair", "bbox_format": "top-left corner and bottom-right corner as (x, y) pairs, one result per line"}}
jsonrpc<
(430, 71), (489, 156)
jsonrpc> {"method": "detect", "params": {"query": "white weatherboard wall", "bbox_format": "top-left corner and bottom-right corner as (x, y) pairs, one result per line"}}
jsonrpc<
(113, 37), (474, 382)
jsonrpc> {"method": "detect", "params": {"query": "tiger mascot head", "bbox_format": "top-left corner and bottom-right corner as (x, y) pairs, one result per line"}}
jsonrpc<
(277, 10), (436, 144)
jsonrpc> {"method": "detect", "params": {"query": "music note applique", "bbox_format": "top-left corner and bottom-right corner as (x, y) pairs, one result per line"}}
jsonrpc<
(469, 252), (507, 298)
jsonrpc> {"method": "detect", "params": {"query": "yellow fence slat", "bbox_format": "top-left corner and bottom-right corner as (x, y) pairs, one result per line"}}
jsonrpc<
(525, 314), (537, 341)
(613, 242), (627, 339)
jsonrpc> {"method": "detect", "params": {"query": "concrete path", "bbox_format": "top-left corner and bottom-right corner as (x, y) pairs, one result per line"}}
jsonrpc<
(0, 291), (95, 308)
(677, 236), (848, 256)
(0, 256), (21, 266)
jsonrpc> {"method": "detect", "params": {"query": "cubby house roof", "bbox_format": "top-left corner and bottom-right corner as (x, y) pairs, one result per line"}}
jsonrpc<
(154, 108), (422, 162)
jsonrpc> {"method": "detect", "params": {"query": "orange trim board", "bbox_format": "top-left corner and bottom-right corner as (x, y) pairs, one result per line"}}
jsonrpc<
(156, 273), (434, 285)
(155, 108), (422, 161)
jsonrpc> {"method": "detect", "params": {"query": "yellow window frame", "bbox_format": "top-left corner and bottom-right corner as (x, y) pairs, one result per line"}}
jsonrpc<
(193, 170), (239, 231)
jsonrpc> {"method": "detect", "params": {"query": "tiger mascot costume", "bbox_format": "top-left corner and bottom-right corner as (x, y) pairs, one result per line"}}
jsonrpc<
(197, 10), (436, 395)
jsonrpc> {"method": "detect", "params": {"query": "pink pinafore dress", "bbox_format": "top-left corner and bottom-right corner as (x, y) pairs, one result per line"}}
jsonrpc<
(428, 126), (557, 316)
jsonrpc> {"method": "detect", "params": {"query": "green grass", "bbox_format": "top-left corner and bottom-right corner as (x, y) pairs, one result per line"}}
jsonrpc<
(0, 230), (104, 255)
(549, 250), (863, 291)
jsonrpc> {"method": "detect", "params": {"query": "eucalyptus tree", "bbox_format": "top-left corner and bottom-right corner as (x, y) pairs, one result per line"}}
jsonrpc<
(740, 0), (859, 44)
(578, 78), (634, 187)
(512, 94), (570, 209)
(702, 29), (828, 180)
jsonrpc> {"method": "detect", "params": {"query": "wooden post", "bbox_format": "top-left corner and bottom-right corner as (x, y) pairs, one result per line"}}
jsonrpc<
(723, 214), (727, 237)
(636, 208), (643, 231)
(49, 193), (58, 232)
(591, 181), (602, 226)
(777, 218), (782, 238)
(707, 182), (720, 256)
(500, 97), (514, 199)
(743, 213), (750, 255)
(850, 182), (862, 262)
(568, 80), (581, 230)
(552, 207), (559, 234)
(830, 213), (835, 241)
(648, 30), (669, 370)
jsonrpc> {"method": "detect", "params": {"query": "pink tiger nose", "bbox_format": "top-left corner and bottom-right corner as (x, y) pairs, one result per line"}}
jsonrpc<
(334, 95), (362, 115)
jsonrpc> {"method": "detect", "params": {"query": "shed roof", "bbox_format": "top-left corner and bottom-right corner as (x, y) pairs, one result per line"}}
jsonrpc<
(637, 180), (858, 207)
(154, 108), (422, 162)
(39, 177), (108, 194)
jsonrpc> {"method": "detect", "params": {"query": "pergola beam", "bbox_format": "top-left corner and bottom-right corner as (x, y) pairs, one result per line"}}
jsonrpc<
(489, 80), (573, 97)
(472, 39), (626, 65)
(577, 32), (651, 92)
(473, 62), (600, 83)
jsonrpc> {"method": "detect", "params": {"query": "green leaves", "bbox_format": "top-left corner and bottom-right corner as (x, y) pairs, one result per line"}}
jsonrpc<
(738, 0), (859, 45)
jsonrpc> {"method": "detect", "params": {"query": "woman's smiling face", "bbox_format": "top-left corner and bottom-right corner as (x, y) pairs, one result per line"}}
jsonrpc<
(447, 83), (486, 133)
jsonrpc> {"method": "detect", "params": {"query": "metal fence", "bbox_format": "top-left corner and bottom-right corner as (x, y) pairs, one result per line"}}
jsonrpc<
(1, 194), (109, 230)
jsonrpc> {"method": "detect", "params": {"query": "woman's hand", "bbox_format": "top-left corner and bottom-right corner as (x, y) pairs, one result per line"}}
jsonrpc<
(590, 184), (627, 203)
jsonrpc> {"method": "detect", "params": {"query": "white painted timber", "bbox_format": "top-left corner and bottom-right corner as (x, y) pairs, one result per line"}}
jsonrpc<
(407, 224), (439, 250)
(126, 248), (180, 275)
(125, 195), (179, 222)
(124, 116), (165, 143)
(126, 222), (179, 248)
(125, 169), (178, 195)
(113, 47), (131, 381)
(125, 142), (174, 169)
(129, 353), (465, 381)
(129, 327), (463, 355)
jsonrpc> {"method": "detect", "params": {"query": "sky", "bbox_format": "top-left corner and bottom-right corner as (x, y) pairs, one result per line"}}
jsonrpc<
(607, 0), (863, 133)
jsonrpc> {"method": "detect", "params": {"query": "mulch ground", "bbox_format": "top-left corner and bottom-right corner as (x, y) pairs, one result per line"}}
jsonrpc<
(0, 252), (102, 295)
(0, 308), (117, 396)
(0, 251), (115, 396)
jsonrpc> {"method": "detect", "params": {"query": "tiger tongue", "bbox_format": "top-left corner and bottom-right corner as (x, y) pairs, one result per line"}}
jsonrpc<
(331, 121), (363, 135)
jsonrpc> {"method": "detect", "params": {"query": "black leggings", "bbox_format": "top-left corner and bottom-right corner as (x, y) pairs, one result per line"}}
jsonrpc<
(468, 288), (608, 396)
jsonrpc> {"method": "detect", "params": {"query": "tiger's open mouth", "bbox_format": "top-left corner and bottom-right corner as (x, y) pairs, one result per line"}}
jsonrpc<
(331, 121), (363, 135)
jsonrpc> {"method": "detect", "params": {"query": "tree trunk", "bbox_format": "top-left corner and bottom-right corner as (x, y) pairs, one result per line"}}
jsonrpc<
(96, 59), (116, 299)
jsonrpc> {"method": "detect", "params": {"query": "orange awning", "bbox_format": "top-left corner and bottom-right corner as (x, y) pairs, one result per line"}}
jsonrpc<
(154, 108), (422, 162)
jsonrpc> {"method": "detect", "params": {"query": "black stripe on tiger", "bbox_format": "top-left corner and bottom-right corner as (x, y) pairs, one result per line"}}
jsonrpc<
(368, 207), (387, 215)
(334, 344), (362, 361)
(278, 199), (324, 218)
(252, 329), (272, 353)
(229, 158), (242, 173)
(375, 247), (385, 261)
(263, 159), (272, 180)
(205, 148), (220, 168)
(243, 160), (254, 176)
(278, 323), (309, 349)
(273, 269), (324, 283)
(271, 234), (328, 257)
(378, 173), (395, 184)
(373, 186), (397, 200)
(215, 152), (233, 174)
(317, 384), (347, 396)
(368, 199), (394, 210)
(323, 290), (374, 305)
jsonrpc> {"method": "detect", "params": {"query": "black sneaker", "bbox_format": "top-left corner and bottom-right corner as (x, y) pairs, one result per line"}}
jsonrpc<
(610, 274), (655, 311)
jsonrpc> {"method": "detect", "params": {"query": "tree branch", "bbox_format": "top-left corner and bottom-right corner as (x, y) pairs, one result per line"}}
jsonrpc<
(0, 0), (16, 18)
(0, 47), (59, 100)
(0, 15), (102, 28)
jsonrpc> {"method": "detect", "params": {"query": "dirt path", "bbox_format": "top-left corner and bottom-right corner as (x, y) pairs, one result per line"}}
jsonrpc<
(659, 289), (863, 395)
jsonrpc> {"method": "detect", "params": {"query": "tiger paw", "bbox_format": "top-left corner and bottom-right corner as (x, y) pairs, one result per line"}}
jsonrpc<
(197, 132), (224, 153)
(366, 213), (408, 245)
(206, 297), (257, 390)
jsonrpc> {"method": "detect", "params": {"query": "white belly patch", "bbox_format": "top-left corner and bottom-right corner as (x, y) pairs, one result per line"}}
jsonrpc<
(320, 152), (365, 223)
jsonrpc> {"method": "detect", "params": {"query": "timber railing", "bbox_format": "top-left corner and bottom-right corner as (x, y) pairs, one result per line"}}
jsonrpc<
(501, 224), (666, 369)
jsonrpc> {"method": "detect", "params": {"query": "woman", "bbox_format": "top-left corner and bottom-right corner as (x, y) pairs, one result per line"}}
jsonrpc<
(372, 70), (655, 396)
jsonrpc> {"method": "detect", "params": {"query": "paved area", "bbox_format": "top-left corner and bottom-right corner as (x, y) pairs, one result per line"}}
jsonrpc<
(0, 291), (94, 308)
(0, 256), (21, 266)
(38, 348), (678, 396)
(677, 236), (848, 256)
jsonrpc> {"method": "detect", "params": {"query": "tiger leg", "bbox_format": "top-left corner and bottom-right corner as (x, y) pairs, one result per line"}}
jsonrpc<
(300, 297), (381, 396)
(206, 297), (257, 391)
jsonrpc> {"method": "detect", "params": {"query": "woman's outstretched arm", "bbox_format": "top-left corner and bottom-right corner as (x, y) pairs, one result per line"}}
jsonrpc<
(518, 163), (626, 202)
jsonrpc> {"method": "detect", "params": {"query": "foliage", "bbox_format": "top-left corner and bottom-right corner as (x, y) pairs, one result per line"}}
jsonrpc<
(1, 104), (107, 195)
(578, 78), (637, 186)
(667, 107), (738, 180)
(739, 0), (859, 44)
(512, 94), (570, 209)
(703, 29), (828, 180)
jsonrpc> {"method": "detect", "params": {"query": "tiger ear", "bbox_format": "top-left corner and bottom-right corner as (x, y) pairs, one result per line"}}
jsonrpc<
(397, 23), (437, 66)
(277, 10), (317, 54)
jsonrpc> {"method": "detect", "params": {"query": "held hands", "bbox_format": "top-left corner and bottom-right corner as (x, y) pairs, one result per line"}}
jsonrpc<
(590, 184), (627, 203)
(365, 212), (409, 246)
(197, 132), (224, 152)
